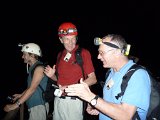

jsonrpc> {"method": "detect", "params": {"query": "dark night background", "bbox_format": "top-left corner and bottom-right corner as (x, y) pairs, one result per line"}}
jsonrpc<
(0, 1), (158, 119)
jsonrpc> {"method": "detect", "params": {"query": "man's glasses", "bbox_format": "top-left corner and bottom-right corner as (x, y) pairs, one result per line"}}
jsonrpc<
(98, 49), (115, 56)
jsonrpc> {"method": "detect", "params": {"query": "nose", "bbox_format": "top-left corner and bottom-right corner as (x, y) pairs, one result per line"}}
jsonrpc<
(97, 54), (101, 59)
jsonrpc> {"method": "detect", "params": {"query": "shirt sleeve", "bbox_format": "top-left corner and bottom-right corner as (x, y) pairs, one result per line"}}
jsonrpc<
(81, 49), (95, 75)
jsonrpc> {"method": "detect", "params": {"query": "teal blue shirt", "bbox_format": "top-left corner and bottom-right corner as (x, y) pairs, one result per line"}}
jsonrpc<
(26, 61), (48, 109)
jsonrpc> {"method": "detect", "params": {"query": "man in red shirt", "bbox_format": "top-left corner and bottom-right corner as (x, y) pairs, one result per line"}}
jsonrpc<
(44, 22), (97, 120)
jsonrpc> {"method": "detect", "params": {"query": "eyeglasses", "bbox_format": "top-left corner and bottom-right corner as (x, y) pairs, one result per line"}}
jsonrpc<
(58, 28), (77, 35)
(98, 49), (115, 56)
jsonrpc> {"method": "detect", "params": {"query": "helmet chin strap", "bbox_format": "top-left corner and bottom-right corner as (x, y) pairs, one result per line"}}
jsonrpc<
(26, 59), (38, 74)
(26, 63), (29, 74)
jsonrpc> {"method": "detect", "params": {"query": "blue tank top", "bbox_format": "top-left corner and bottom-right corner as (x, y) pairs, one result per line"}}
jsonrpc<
(26, 61), (48, 109)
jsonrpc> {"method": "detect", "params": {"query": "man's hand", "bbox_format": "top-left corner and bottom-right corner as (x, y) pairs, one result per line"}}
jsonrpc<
(65, 79), (95, 102)
(12, 94), (22, 102)
(86, 103), (99, 115)
(44, 65), (56, 78)
(4, 103), (19, 112)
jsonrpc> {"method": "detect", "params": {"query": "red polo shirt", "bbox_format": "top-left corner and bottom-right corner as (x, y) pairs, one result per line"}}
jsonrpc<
(56, 45), (95, 86)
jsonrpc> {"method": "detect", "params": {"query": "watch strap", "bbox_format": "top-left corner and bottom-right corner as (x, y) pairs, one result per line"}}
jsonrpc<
(16, 100), (21, 107)
(90, 95), (99, 106)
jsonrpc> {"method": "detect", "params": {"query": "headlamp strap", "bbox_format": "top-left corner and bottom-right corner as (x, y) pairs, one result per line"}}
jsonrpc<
(103, 42), (120, 49)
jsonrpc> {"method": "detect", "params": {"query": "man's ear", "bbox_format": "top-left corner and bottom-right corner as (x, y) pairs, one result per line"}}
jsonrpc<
(115, 49), (122, 56)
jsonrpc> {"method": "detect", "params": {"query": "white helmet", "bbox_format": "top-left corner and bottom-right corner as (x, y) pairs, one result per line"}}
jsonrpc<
(21, 43), (42, 57)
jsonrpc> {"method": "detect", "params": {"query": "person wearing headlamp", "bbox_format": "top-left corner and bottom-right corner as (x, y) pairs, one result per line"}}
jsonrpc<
(3, 43), (49, 120)
(44, 22), (97, 120)
(65, 34), (151, 120)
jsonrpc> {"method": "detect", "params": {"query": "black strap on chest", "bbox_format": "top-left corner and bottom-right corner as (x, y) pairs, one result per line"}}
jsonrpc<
(56, 47), (85, 80)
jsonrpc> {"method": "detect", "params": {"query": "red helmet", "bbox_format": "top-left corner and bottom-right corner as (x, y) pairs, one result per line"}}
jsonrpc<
(58, 22), (78, 37)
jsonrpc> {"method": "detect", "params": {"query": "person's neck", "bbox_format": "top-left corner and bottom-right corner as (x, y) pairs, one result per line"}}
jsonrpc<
(29, 60), (38, 66)
(113, 58), (129, 72)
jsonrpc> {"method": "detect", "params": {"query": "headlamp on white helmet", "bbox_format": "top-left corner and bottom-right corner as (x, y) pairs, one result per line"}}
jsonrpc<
(19, 43), (42, 57)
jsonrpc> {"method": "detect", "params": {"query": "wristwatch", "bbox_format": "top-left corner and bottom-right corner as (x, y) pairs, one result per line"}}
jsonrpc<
(90, 95), (99, 106)
(16, 100), (21, 107)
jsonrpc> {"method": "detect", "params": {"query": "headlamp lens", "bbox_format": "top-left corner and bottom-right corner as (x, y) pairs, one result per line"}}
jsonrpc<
(59, 28), (77, 35)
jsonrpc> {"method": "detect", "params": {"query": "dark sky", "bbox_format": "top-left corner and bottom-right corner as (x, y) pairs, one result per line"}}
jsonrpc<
(0, 1), (158, 118)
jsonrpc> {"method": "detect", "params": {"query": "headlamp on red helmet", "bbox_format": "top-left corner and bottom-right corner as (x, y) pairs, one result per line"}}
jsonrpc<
(58, 28), (77, 35)
(58, 22), (78, 37)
